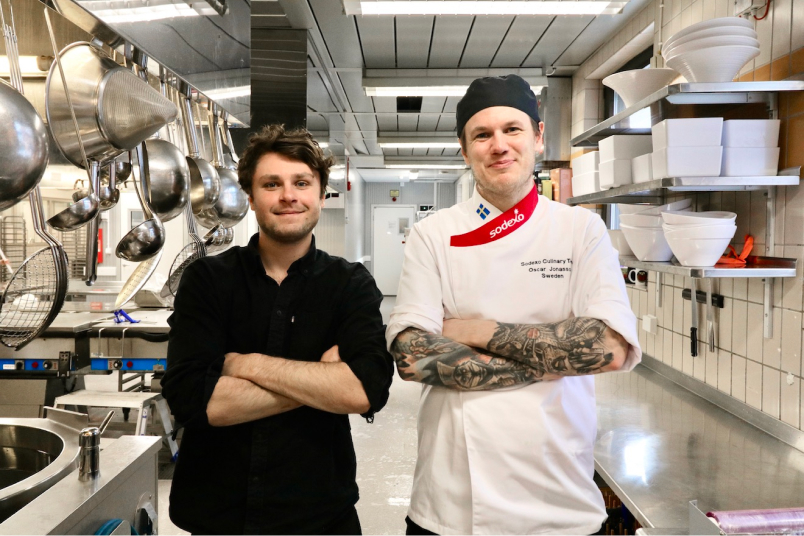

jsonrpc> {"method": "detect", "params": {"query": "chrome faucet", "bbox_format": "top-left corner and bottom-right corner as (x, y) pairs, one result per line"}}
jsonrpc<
(78, 410), (115, 481)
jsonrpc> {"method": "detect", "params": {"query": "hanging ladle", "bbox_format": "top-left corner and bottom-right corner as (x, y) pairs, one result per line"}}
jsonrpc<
(97, 160), (122, 211)
(44, 12), (99, 232)
(115, 144), (165, 262)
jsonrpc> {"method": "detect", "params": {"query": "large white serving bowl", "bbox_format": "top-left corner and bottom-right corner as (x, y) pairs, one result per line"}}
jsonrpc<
(663, 16), (754, 50)
(602, 68), (679, 108)
(665, 45), (760, 83)
(661, 210), (736, 225)
(608, 229), (634, 256)
(618, 198), (692, 215)
(620, 224), (674, 262)
(665, 235), (734, 266)
(662, 223), (737, 239)
(620, 213), (664, 227)
(664, 35), (760, 60)
(663, 26), (757, 52)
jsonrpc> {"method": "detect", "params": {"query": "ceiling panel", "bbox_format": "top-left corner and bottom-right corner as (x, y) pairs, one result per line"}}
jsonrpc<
(382, 148), (399, 156)
(460, 16), (515, 68)
(355, 16), (396, 68)
(436, 115), (457, 132)
(491, 16), (554, 67)
(442, 97), (461, 114)
(416, 115), (440, 131)
(307, 71), (339, 112)
(397, 115), (420, 131)
(337, 72), (376, 113)
(309, 0), (364, 68)
(373, 97), (398, 131)
(307, 114), (329, 131)
(427, 16), (474, 68)
(377, 116), (398, 131)
(397, 148), (414, 156)
(522, 15), (595, 67)
(396, 16), (435, 68)
(557, 0), (654, 65)
(412, 148), (428, 156)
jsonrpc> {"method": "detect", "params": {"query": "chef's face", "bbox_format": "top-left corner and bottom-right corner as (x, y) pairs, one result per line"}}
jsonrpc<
(460, 107), (544, 202)
(248, 152), (324, 244)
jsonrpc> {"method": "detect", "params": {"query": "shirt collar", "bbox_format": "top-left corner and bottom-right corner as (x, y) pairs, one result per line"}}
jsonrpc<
(245, 233), (318, 276)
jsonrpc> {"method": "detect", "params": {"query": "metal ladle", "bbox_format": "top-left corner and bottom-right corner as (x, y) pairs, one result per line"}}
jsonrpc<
(44, 11), (99, 232)
(115, 144), (165, 262)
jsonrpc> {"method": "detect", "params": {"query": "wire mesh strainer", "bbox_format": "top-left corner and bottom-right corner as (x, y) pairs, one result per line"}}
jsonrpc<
(0, 188), (68, 349)
(115, 249), (163, 310)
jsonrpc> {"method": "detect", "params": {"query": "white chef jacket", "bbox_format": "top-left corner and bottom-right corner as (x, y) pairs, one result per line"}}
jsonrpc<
(386, 184), (641, 535)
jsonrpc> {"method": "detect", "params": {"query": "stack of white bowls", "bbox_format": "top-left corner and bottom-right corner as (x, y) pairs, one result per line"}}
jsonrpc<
(618, 199), (692, 261)
(663, 17), (759, 83)
(661, 211), (737, 266)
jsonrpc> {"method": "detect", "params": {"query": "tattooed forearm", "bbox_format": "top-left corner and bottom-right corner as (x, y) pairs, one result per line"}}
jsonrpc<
(486, 317), (627, 376)
(390, 328), (540, 390)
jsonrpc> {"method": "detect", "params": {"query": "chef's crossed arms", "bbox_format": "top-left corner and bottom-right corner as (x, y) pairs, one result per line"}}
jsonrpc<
(391, 317), (629, 390)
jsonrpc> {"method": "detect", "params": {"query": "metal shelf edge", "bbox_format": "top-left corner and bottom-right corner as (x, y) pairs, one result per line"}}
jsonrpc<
(567, 176), (800, 205)
(618, 255), (797, 278)
(571, 81), (804, 147)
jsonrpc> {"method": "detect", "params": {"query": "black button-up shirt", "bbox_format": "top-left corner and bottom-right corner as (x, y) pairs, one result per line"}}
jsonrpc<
(162, 234), (394, 535)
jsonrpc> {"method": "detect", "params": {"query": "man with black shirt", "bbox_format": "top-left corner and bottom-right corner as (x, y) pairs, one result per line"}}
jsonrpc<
(162, 125), (394, 535)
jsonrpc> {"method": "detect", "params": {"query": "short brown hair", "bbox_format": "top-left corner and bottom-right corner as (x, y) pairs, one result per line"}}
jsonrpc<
(238, 124), (335, 196)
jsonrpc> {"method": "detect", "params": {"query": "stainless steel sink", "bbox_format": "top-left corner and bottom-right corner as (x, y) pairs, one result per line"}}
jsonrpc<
(0, 409), (87, 523)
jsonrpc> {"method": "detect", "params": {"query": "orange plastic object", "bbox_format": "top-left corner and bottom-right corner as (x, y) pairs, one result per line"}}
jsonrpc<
(717, 234), (754, 265)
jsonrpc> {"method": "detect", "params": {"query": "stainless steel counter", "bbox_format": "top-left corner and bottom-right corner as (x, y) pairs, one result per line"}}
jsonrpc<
(594, 363), (804, 531)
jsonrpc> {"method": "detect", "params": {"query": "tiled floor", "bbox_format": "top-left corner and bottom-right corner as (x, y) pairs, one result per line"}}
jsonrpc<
(91, 297), (421, 535)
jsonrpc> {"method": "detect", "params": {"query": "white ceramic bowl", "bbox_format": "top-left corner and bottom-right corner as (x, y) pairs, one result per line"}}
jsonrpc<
(663, 26), (757, 52)
(665, 45), (760, 83)
(620, 213), (664, 227)
(620, 224), (674, 262)
(665, 235), (734, 266)
(602, 68), (679, 108)
(608, 229), (634, 256)
(661, 210), (737, 225)
(618, 198), (693, 215)
(663, 16), (754, 51)
(662, 223), (737, 239)
(664, 35), (760, 60)
(722, 119), (781, 147)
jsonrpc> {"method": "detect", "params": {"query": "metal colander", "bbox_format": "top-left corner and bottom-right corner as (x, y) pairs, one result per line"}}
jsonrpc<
(99, 68), (178, 150)
(0, 247), (64, 348)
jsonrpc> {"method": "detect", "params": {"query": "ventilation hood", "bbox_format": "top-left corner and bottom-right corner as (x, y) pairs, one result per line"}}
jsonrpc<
(535, 77), (572, 171)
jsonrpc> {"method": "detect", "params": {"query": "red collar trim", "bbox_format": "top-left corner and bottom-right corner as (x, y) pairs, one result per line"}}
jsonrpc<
(450, 185), (539, 248)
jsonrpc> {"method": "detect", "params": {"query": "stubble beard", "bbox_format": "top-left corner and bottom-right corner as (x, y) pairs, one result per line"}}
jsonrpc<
(258, 211), (319, 244)
(472, 149), (537, 202)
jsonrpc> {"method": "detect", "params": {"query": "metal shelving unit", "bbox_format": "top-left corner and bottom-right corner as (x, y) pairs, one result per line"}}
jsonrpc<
(567, 175), (799, 206)
(571, 81), (804, 340)
(619, 255), (796, 279)
(571, 81), (804, 148)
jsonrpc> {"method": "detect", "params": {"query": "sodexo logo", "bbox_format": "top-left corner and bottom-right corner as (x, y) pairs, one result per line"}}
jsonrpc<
(489, 209), (524, 239)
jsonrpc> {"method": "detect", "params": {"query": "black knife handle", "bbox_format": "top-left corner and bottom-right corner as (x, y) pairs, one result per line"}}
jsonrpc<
(691, 328), (698, 357)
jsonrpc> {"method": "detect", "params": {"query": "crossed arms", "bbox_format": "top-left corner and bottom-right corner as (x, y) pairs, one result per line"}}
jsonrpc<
(390, 317), (629, 391)
(207, 345), (371, 426)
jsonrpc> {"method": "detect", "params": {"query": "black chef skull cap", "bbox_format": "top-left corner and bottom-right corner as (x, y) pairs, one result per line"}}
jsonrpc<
(456, 74), (540, 139)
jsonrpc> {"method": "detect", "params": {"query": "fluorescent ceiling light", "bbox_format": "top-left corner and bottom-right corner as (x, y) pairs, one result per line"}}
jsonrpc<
(203, 85), (251, 99)
(379, 142), (461, 149)
(366, 85), (543, 97)
(318, 142), (330, 148)
(386, 164), (467, 170)
(348, 1), (627, 16)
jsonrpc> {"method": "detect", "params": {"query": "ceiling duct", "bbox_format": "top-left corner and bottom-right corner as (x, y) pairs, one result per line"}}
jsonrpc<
(535, 77), (573, 172)
(250, 28), (307, 131)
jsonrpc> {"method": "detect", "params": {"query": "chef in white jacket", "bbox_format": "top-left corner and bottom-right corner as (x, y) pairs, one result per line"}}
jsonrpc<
(386, 75), (642, 536)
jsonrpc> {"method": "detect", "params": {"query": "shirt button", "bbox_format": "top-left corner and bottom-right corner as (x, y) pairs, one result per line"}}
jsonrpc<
(276, 310), (283, 317)
(303, 269), (309, 275)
